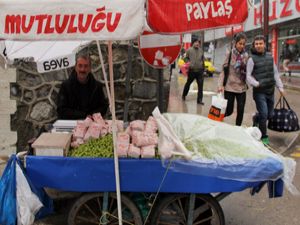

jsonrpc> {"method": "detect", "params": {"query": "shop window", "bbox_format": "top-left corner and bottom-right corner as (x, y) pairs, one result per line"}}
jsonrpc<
(278, 37), (300, 72)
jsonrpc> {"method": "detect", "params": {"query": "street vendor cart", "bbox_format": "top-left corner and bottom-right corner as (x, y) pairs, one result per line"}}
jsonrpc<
(16, 152), (284, 225)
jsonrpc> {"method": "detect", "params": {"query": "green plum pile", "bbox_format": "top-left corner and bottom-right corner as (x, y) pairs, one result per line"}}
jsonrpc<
(68, 134), (114, 158)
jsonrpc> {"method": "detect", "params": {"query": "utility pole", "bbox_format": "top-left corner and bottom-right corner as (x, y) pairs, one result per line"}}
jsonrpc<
(200, 31), (205, 53)
(263, 0), (269, 51)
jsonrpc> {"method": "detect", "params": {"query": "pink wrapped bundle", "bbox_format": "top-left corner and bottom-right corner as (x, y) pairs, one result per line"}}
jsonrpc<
(130, 120), (146, 132)
(128, 144), (140, 158)
(100, 125), (108, 137)
(71, 141), (79, 148)
(106, 120), (113, 133)
(125, 126), (131, 135)
(117, 120), (124, 132)
(131, 131), (158, 147)
(84, 122), (102, 141)
(145, 116), (158, 133)
(106, 120), (124, 133)
(117, 133), (130, 157)
(71, 138), (84, 148)
(141, 145), (156, 158)
(92, 113), (106, 127)
(83, 116), (93, 127)
(73, 121), (87, 139)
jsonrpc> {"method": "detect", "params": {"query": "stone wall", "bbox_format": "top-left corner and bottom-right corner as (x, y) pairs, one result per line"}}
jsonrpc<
(10, 42), (170, 152)
(0, 67), (17, 155)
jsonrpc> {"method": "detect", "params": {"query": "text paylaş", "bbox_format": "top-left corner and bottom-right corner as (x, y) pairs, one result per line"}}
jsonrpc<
(186, 0), (233, 21)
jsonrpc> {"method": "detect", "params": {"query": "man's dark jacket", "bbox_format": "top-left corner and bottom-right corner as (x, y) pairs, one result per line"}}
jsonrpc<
(250, 48), (275, 95)
(57, 70), (108, 119)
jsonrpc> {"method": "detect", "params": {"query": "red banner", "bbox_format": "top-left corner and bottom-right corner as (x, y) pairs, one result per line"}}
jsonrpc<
(147, 0), (248, 34)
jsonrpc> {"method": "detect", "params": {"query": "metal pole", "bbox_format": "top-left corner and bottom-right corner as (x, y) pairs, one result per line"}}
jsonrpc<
(157, 69), (164, 112)
(263, 0), (269, 51)
(200, 31), (205, 53)
(108, 41), (123, 225)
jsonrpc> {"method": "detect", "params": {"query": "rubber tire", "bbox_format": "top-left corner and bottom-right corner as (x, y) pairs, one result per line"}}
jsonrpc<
(68, 192), (143, 225)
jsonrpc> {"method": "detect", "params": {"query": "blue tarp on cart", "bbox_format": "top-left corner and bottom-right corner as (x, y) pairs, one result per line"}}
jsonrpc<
(25, 156), (283, 195)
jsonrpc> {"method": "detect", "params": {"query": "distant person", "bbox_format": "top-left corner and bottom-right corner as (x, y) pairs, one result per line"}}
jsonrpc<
(247, 35), (284, 145)
(57, 54), (108, 120)
(169, 61), (176, 77)
(281, 43), (293, 77)
(218, 32), (248, 126)
(182, 38), (205, 105)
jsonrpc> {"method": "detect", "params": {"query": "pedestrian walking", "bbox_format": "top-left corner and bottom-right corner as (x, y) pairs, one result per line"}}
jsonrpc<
(218, 32), (248, 126)
(281, 43), (293, 77)
(246, 35), (284, 145)
(182, 38), (205, 105)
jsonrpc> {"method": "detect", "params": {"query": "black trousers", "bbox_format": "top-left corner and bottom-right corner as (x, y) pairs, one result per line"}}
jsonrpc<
(182, 70), (204, 102)
(224, 91), (246, 126)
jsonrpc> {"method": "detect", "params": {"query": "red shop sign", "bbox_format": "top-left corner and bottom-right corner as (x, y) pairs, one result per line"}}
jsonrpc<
(138, 31), (182, 69)
(225, 25), (244, 36)
(147, 0), (248, 34)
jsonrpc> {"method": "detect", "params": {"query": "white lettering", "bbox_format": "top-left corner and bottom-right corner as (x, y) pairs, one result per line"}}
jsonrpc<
(193, 3), (203, 20)
(199, 1), (211, 19)
(225, 0), (233, 18)
(185, 3), (193, 21)
(211, 2), (219, 18)
(185, 0), (233, 21)
(217, 1), (226, 17)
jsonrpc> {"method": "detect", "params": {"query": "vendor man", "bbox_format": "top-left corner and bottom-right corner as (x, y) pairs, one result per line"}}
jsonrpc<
(57, 54), (108, 119)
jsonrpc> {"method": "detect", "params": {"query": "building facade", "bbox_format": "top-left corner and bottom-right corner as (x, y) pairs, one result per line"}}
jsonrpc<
(205, 0), (300, 73)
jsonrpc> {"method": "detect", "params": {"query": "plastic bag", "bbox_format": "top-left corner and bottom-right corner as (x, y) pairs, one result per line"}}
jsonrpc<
(208, 93), (228, 121)
(16, 161), (43, 225)
(0, 155), (53, 225)
(0, 156), (17, 225)
(152, 107), (192, 159)
(155, 112), (299, 195)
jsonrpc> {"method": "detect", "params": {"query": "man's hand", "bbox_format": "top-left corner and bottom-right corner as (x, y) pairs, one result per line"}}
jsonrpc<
(279, 89), (285, 96)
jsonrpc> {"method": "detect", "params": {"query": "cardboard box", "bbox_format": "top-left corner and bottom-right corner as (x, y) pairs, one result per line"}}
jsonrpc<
(32, 132), (72, 156)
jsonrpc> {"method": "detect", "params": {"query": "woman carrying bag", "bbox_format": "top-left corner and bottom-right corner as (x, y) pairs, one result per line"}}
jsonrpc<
(218, 33), (248, 126)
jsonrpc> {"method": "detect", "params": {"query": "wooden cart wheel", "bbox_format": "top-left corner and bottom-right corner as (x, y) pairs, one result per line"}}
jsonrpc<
(150, 194), (225, 225)
(68, 193), (143, 225)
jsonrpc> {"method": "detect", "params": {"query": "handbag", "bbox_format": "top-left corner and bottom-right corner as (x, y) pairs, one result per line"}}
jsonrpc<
(208, 93), (228, 122)
(179, 62), (190, 77)
(268, 96), (300, 132)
